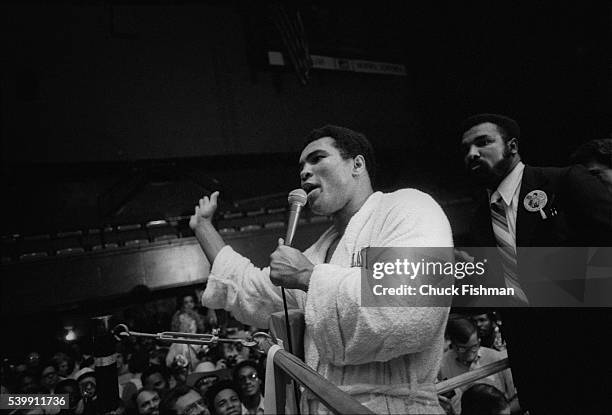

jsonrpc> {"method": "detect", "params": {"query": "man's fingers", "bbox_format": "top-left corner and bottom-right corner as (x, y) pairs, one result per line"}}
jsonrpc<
(278, 238), (285, 246)
(210, 191), (220, 205)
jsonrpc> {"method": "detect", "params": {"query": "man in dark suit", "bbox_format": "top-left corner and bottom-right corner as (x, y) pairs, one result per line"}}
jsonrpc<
(458, 113), (612, 414)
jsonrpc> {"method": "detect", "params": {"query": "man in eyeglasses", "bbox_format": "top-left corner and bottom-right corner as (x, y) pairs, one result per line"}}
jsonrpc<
(232, 361), (263, 415)
(161, 385), (210, 415)
(439, 318), (518, 415)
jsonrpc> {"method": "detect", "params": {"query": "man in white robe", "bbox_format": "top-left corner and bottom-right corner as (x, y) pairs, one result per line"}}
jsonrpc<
(189, 125), (453, 414)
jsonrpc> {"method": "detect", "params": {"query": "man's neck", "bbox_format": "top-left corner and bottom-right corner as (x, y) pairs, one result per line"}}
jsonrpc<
(243, 393), (261, 410)
(332, 188), (374, 234)
(486, 157), (521, 191)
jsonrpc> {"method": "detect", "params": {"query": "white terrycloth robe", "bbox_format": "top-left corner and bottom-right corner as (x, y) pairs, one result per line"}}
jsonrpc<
(202, 189), (453, 414)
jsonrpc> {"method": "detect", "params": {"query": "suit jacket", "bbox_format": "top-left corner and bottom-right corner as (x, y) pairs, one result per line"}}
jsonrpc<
(462, 164), (612, 306)
(468, 164), (612, 248)
(459, 164), (612, 413)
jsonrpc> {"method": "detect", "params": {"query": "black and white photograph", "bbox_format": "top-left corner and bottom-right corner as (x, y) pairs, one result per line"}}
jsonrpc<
(1, 2), (611, 414)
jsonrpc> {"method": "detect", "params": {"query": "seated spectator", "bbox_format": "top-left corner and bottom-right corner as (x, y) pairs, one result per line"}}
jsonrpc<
(74, 367), (99, 414)
(461, 384), (511, 415)
(149, 347), (169, 367)
(120, 350), (148, 406)
(171, 293), (205, 334)
(40, 363), (60, 393)
(26, 352), (42, 374)
(141, 365), (170, 400)
(17, 372), (40, 394)
(55, 378), (84, 414)
(232, 361), (263, 415)
(134, 388), (161, 415)
(465, 310), (506, 351)
(167, 293), (205, 371)
(205, 380), (242, 415)
(187, 362), (229, 398)
(439, 318), (519, 414)
(170, 354), (190, 387)
(161, 385), (210, 415)
(52, 352), (77, 379)
(218, 339), (250, 370)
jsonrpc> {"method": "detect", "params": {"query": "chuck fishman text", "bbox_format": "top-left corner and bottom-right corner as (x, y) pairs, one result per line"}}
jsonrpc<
(372, 284), (516, 296)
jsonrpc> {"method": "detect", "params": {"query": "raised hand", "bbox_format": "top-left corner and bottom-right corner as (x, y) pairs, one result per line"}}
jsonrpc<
(189, 191), (220, 230)
(269, 238), (313, 291)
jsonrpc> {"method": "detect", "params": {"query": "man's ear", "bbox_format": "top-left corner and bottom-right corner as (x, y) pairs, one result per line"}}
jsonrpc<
(507, 137), (519, 155)
(353, 155), (366, 176)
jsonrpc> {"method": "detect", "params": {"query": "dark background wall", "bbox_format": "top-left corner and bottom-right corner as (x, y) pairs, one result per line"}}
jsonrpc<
(1, 1), (610, 357)
(2, 2), (609, 235)
(2, 3), (416, 163)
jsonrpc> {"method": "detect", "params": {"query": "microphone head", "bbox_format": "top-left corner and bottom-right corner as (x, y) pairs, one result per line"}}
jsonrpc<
(288, 188), (308, 207)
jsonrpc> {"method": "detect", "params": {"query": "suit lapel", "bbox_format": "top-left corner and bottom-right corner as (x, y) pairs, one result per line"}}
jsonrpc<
(517, 165), (548, 246)
(470, 193), (496, 246)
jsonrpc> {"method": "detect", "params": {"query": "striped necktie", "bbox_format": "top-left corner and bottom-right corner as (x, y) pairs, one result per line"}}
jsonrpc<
(490, 198), (529, 304)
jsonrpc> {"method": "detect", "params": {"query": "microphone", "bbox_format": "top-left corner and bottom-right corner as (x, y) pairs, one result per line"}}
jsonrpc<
(285, 189), (308, 246)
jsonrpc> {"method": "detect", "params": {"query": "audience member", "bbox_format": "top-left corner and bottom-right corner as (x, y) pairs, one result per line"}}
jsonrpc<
(74, 368), (99, 415)
(169, 354), (190, 387)
(161, 385), (210, 415)
(167, 292), (205, 371)
(218, 342), (249, 370)
(17, 372), (40, 394)
(232, 361), (263, 415)
(460, 383), (511, 415)
(55, 378), (84, 414)
(53, 352), (77, 379)
(171, 292), (205, 334)
(26, 352), (42, 374)
(120, 350), (148, 406)
(205, 380), (241, 415)
(141, 365), (170, 399)
(134, 388), (161, 415)
(465, 310), (506, 351)
(439, 318), (518, 414)
(40, 363), (60, 393)
(187, 362), (229, 398)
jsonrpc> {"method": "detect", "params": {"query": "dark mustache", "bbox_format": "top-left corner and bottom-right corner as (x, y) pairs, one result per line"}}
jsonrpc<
(468, 159), (484, 169)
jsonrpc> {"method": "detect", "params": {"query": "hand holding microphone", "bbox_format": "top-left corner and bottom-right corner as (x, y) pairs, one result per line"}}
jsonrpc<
(269, 189), (313, 292)
(270, 237), (314, 291)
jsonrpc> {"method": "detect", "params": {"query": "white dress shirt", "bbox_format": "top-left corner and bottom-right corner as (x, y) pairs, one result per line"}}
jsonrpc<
(489, 162), (525, 248)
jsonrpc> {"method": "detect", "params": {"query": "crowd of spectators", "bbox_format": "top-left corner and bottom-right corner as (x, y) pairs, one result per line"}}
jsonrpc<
(1, 290), (265, 415)
(2, 287), (520, 414)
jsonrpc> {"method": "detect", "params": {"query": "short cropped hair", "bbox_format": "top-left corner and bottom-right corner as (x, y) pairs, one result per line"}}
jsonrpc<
(303, 125), (377, 181)
(461, 383), (510, 415)
(205, 380), (240, 415)
(570, 138), (612, 168)
(461, 113), (520, 142)
(141, 364), (168, 386)
(159, 385), (201, 415)
(446, 317), (477, 344)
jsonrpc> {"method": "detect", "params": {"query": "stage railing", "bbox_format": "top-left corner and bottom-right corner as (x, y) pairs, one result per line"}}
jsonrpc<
(254, 334), (374, 415)
(435, 357), (510, 394)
